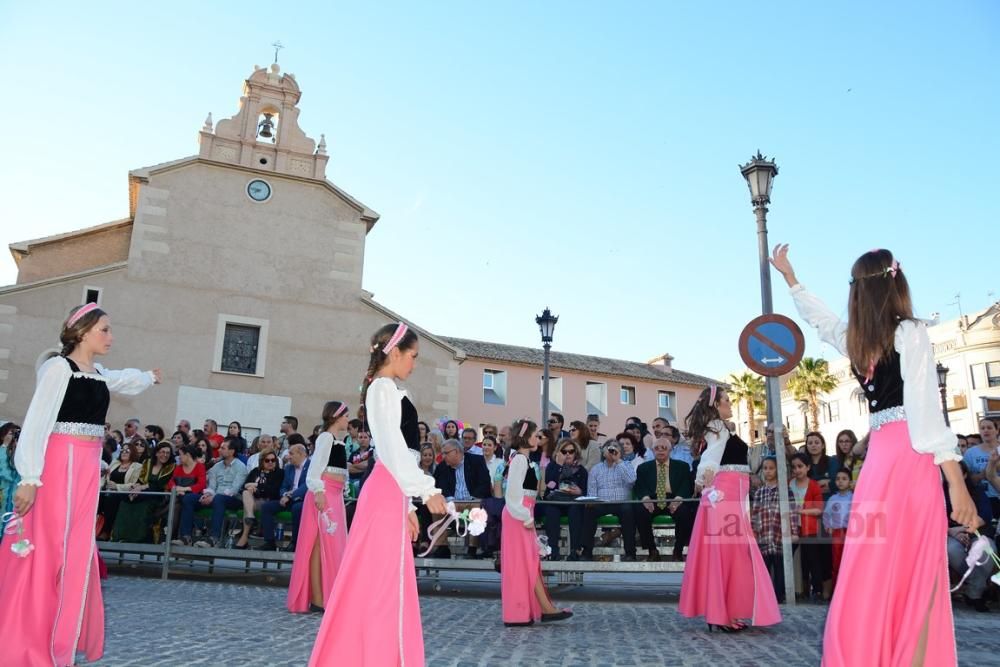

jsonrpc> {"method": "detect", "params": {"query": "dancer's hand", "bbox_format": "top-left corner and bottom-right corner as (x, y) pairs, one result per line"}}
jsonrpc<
(151, 369), (162, 384)
(407, 511), (420, 542)
(425, 493), (447, 515)
(314, 490), (326, 512)
(14, 484), (36, 516)
(949, 485), (983, 532)
(701, 468), (716, 487)
(769, 244), (799, 287)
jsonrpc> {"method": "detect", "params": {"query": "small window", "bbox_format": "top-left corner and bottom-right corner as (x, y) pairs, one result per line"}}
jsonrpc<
(988, 362), (1000, 388)
(620, 385), (636, 406)
(826, 400), (840, 422)
(483, 370), (506, 406)
(586, 381), (607, 416)
(82, 286), (102, 305)
(657, 390), (676, 421)
(221, 324), (260, 374)
(540, 376), (563, 412)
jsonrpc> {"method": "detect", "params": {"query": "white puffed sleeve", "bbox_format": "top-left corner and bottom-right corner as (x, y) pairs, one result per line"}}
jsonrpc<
(504, 454), (533, 524)
(897, 320), (961, 465)
(367, 378), (440, 502)
(14, 356), (72, 486)
(94, 364), (156, 395)
(789, 284), (848, 356)
(307, 432), (333, 492)
(695, 420), (730, 487)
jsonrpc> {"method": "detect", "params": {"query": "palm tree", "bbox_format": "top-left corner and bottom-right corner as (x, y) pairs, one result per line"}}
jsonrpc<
(786, 357), (838, 431)
(728, 371), (766, 443)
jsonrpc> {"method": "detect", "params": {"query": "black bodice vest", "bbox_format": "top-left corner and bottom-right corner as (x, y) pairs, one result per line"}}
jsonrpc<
(522, 462), (538, 491)
(851, 351), (904, 413)
(56, 357), (110, 425)
(327, 442), (347, 468)
(720, 434), (749, 466)
(400, 396), (420, 451)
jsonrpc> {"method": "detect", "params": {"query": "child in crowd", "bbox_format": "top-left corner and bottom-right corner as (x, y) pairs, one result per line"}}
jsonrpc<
(751, 456), (799, 603)
(789, 452), (825, 601)
(823, 470), (854, 590)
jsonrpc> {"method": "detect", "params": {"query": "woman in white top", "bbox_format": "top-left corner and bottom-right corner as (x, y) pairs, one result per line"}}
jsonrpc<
(770, 245), (979, 667)
(308, 323), (446, 667)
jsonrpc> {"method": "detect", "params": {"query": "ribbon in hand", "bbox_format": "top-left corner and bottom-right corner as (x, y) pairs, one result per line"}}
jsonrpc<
(1, 512), (34, 558)
(417, 502), (488, 557)
(950, 531), (1000, 593)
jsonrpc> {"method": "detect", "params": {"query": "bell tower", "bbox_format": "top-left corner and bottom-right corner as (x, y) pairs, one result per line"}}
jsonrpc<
(198, 64), (329, 179)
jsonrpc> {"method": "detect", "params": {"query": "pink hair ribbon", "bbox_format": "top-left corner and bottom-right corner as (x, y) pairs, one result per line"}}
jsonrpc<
(332, 403), (348, 420)
(416, 503), (487, 557)
(67, 303), (100, 328)
(708, 385), (717, 405)
(1, 512), (33, 558)
(519, 421), (529, 437)
(382, 323), (409, 354)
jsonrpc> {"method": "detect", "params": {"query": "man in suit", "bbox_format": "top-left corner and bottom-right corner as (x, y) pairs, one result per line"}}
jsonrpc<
(634, 437), (695, 561)
(260, 441), (310, 550)
(426, 439), (492, 558)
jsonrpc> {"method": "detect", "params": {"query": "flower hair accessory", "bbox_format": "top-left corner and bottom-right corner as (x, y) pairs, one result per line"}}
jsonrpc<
(382, 322), (409, 354)
(67, 303), (100, 328)
(2, 512), (33, 558)
(416, 503), (488, 557)
(850, 258), (901, 285)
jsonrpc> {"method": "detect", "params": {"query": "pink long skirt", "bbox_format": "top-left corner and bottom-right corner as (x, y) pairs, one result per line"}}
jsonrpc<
(822, 421), (955, 666)
(501, 496), (552, 624)
(308, 462), (424, 667)
(287, 477), (348, 613)
(679, 470), (782, 627)
(0, 434), (104, 666)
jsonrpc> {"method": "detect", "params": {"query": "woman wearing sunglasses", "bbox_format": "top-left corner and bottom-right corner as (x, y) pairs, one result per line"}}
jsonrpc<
(233, 450), (284, 549)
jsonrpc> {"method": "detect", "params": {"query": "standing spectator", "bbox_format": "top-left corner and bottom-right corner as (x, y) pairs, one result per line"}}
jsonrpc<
(634, 438), (695, 562)
(461, 427), (483, 455)
(789, 452), (825, 601)
(167, 444), (206, 543)
(540, 440), (588, 561)
(112, 441), (175, 542)
(233, 450), (283, 549)
(805, 431), (838, 497)
(246, 433), (278, 471)
(667, 425), (695, 467)
(143, 425), (165, 448)
(833, 429), (862, 489)
(98, 442), (142, 539)
(260, 442), (310, 550)
(581, 441), (638, 561)
(963, 417), (1000, 518)
(751, 456), (799, 603)
(823, 469), (854, 590)
(548, 413), (569, 440)
(498, 424), (512, 456)
(586, 415), (607, 444)
(176, 438), (248, 548)
(956, 434), (968, 456)
(481, 423), (498, 441)
(442, 419), (460, 441)
(570, 420), (600, 471)
(348, 431), (373, 484)
(0, 423), (21, 536)
(278, 415), (300, 462)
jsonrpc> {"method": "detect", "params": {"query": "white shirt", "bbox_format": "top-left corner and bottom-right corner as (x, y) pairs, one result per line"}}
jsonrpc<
(306, 432), (347, 493)
(696, 420), (731, 487)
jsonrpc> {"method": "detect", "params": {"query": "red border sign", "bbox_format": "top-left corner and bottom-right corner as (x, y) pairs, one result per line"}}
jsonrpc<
(738, 314), (805, 377)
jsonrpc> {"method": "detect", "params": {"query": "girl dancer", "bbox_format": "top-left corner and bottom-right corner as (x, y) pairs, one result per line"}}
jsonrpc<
(678, 386), (781, 632)
(308, 323), (446, 667)
(771, 244), (980, 666)
(287, 400), (350, 613)
(501, 418), (572, 627)
(0, 303), (159, 666)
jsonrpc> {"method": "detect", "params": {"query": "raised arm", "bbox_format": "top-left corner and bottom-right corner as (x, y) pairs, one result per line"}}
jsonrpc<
(770, 243), (848, 355)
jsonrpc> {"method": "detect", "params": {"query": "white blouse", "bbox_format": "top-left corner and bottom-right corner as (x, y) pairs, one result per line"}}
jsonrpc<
(790, 284), (961, 465)
(366, 377), (440, 505)
(306, 431), (347, 492)
(695, 419), (730, 487)
(16, 356), (155, 486)
(503, 453), (534, 525)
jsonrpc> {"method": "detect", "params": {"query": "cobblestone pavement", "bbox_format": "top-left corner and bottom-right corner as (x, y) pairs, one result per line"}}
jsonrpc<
(91, 575), (996, 666)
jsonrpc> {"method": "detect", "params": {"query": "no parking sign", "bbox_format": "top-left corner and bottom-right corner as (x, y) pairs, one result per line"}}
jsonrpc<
(738, 314), (805, 377)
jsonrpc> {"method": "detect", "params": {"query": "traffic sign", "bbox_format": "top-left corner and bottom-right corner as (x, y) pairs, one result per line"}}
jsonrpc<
(738, 314), (805, 377)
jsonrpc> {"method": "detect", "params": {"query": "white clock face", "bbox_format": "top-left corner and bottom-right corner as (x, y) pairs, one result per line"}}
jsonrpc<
(247, 179), (272, 202)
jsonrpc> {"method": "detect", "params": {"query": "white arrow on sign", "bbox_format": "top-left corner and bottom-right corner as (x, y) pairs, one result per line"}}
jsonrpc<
(761, 356), (786, 364)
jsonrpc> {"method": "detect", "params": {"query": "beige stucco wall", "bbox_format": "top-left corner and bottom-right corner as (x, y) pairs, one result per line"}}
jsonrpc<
(0, 161), (459, 433)
(13, 223), (132, 284)
(456, 358), (705, 435)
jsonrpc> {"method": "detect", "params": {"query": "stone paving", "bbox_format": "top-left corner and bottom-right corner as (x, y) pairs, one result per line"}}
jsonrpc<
(91, 575), (997, 666)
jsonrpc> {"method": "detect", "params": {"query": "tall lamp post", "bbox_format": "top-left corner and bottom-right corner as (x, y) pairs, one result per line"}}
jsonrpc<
(936, 362), (951, 426)
(740, 151), (795, 606)
(536, 308), (558, 427)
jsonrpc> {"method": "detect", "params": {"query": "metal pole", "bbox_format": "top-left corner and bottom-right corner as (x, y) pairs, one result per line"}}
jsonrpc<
(542, 342), (551, 427)
(755, 200), (796, 607)
(939, 383), (950, 426)
(162, 487), (177, 580)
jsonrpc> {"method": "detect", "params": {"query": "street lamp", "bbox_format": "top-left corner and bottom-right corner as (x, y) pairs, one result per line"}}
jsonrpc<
(740, 150), (794, 605)
(936, 362), (951, 426)
(536, 308), (558, 427)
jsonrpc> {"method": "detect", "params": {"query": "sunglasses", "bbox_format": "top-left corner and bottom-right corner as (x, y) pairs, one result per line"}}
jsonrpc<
(560, 449), (575, 454)
(263, 458), (278, 463)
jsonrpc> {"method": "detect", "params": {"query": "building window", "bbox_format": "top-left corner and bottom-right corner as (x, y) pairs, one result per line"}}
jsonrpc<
(989, 362), (1000, 388)
(620, 385), (636, 406)
(854, 390), (867, 416)
(483, 369), (507, 405)
(825, 400), (841, 422)
(586, 381), (607, 416)
(82, 286), (102, 305)
(971, 361), (1000, 389)
(540, 376), (563, 412)
(657, 390), (676, 422)
(213, 314), (269, 377)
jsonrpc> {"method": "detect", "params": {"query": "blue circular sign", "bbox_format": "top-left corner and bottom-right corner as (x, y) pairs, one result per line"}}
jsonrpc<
(738, 314), (805, 376)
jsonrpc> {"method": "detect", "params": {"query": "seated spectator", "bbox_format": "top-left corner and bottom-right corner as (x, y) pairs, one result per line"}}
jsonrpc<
(174, 439), (248, 548)
(534, 429), (557, 468)
(790, 452), (826, 601)
(203, 419), (225, 451)
(751, 456), (799, 603)
(482, 436), (504, 485)
(348, 431), (373, 483)
(234, 451), (284, 549)
(666, 425), (694, 467)
(634, 438), (695, 562)
(418, 420), (432, 445)
(581, 441), (637, 561)
(131, 437), (150, 466)
(247, 433), (279, 471)
(540, 440), (588, 560)
(167, 444), (207, 540)
(576, 419), (602, 471)
(98, 442), (142, 539)
(823, 469), (854, 590)
(946, 461), (996, 612)
(418, 444), (437, 476)
(112, 441), (176, 543)
(427, 439), (492, 557)
(461, 427), (483, 455)
(345, 418), (363, 459)
(171, 430), (190, 451)
(260, 442), (310, 550)
(618, 432), (645, 473)
(623, 422), (654, 462)
(144, 424), (165, 447)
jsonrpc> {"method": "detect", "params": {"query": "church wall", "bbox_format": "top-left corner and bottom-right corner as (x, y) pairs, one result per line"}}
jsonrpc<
(13, 224), (132, 284)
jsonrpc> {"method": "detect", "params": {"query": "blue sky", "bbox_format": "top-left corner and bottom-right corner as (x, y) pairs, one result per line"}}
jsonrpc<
(1, 1), (997, 381)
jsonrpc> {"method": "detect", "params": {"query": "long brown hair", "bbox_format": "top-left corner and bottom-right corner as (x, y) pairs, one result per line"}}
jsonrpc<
(321, 400), (348, 431)
(509, 419), (537, 453)
(570, 420), (589, 449)
(61, 305), (107, 356)
(684, 385), (723, 454)
(846, 249), (914, 376)
(358, 323), (419, 421)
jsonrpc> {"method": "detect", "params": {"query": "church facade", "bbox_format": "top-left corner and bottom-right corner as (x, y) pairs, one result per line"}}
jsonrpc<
(0, 64), (463, 437)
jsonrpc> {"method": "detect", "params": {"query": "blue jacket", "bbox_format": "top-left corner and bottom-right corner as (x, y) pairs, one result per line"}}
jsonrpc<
(280, 460), (310, 501)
